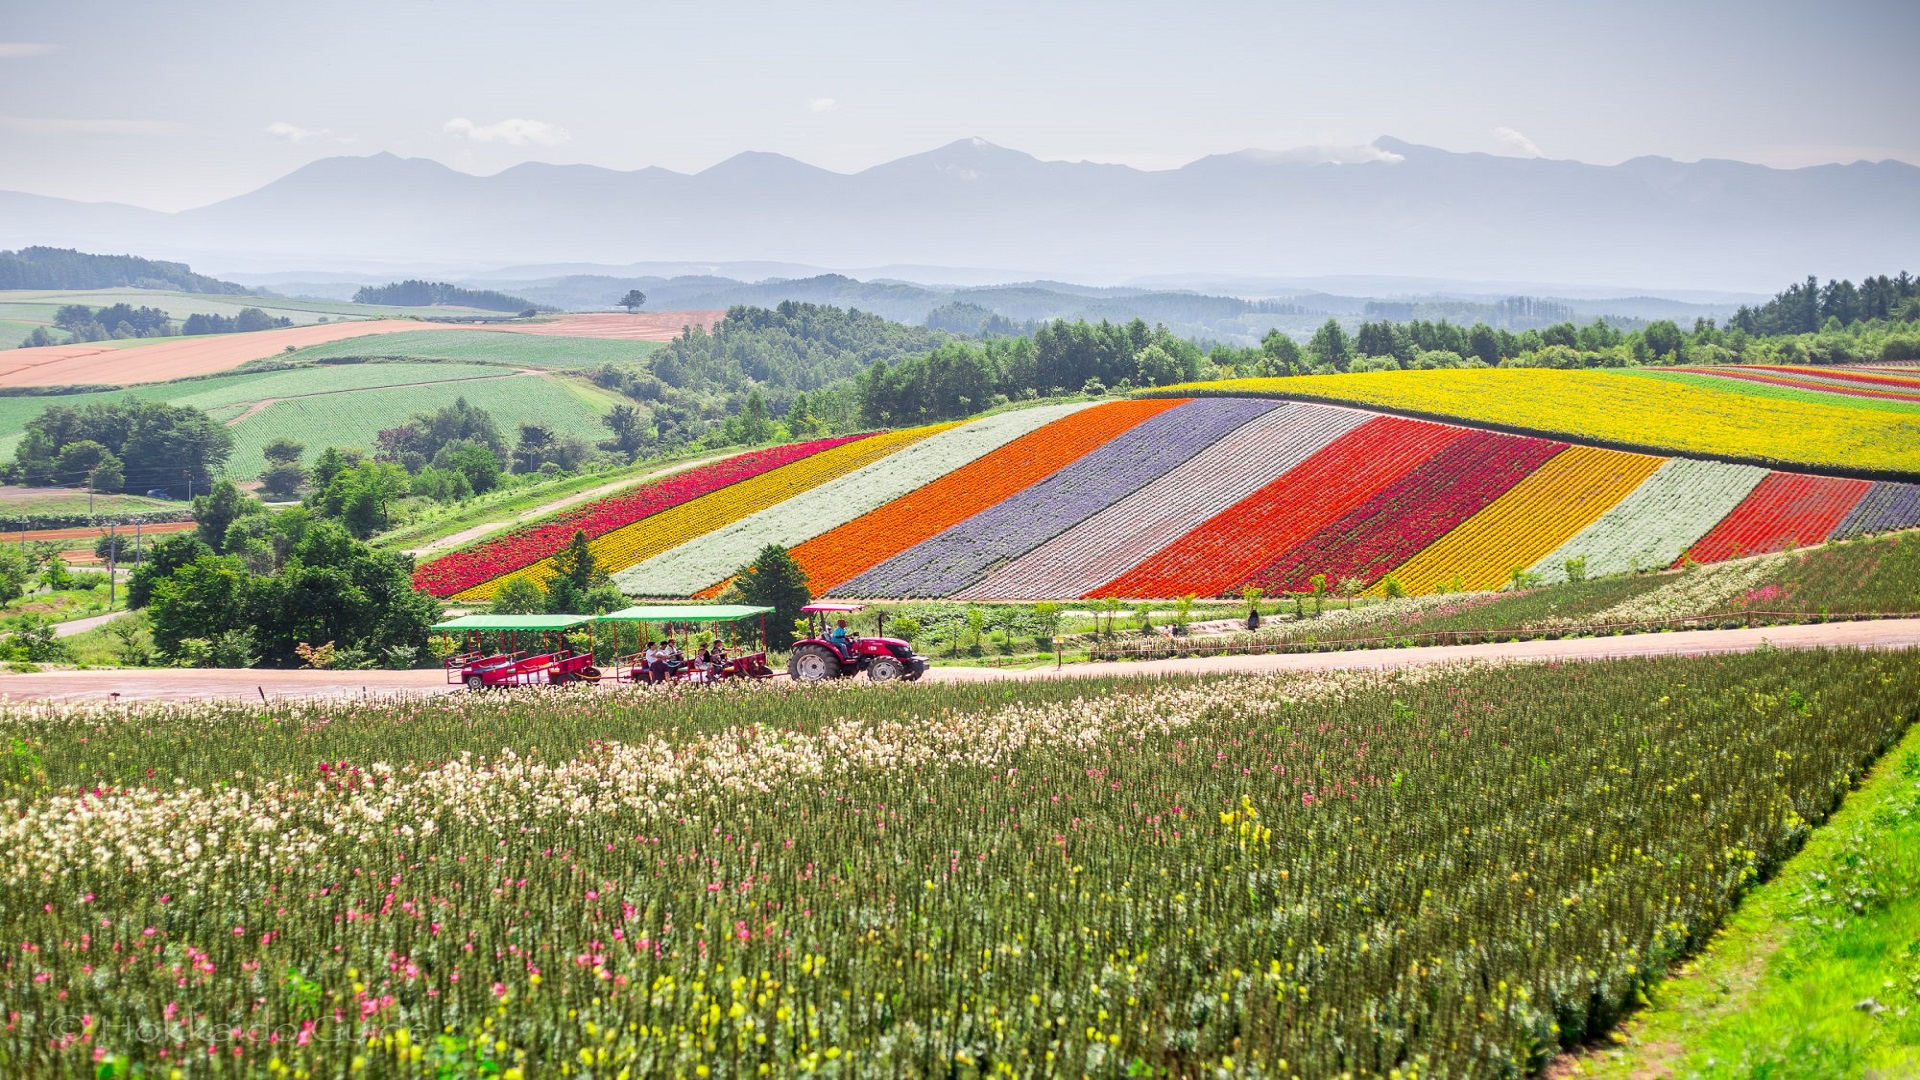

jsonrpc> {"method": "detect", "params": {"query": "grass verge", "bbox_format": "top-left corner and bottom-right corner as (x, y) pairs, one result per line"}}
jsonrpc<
(1558, 717), (1920, 1078)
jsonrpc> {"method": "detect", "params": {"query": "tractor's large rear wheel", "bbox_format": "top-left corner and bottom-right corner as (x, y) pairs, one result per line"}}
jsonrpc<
(867, 657), (905, 683)
(788, 644), (841, 682)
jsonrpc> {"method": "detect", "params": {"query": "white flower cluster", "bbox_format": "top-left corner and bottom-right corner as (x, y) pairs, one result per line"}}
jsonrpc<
(1586, 552), (1790, 624)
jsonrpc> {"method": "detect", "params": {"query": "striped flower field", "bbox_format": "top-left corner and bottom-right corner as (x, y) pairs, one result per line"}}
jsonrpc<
(413, 387), (1920, 603)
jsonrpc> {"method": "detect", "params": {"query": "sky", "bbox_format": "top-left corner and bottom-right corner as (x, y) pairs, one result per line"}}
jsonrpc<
(1, 0), (1916, 211)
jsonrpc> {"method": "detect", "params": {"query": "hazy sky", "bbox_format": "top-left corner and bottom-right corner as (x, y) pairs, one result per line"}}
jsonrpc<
(2, 0), (1915, 211)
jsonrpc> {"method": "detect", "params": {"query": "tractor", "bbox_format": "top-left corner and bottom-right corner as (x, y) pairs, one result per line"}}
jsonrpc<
(787, 603), (928, 682)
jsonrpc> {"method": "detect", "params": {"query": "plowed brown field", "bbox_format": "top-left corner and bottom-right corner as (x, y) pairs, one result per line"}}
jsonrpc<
(0, 310), (725, 388)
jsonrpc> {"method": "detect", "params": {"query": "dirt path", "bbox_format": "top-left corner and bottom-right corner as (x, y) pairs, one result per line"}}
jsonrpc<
(52, 612), (119, 638)
(405, 452), (731, 557)
(920, 618), (1920, 681)
(2, 619), (1914, 704)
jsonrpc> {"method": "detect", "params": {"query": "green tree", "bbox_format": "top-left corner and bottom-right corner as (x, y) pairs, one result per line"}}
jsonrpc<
(491, 576), (547, 615)
(618, 289), (647, 313)
(259, 437), (307, 499)
(193, 481), (265, 553)
(735, 544), (811, 650)
(431, 440), (502, 495)
(601, 404), (650, 461)
(0, 545), (29, 604)
(127, 534), (212, 608)
(1306, 320), (1353, 372)
(543, 530), (609, 614)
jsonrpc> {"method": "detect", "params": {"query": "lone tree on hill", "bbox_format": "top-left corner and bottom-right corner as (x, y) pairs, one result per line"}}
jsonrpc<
(736, 544), (810, 651)
(618, 289), (646, 313)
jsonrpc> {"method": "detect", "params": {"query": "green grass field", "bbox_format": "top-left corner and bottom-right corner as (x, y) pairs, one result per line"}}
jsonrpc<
(224, 372), (623, 475)
(282, 328), (661, 369)
(1576, 721), (1920, 1077)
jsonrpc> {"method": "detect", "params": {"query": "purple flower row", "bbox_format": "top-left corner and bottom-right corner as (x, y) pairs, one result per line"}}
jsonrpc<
(1830, 480), (1920, 540)
(839, 398), (1284, 598)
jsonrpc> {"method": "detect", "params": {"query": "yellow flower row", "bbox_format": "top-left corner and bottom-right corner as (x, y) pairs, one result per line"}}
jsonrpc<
(1153, 368), (1920, 474)
(456, 424), (955, 600)
(1372, 445), (1667, 596)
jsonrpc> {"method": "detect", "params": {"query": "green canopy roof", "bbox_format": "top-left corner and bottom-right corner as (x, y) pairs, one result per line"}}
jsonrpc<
(431, 614), (594, 632)
(597, 604), (774, 623)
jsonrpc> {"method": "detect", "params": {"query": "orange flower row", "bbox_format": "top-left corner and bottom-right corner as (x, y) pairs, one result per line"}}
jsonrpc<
(792, 399), (1188, 594)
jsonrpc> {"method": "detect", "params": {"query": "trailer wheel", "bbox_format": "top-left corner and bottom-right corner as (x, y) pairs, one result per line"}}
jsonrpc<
(465, 674), (485, 691)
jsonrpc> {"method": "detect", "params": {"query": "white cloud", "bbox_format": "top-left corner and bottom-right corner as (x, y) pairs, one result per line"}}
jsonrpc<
(0, 116), (185, 136)
(1493, 126), (1545, 158)
(0, 43), (57, 59)
(442, 117), (572, 146)
(806, 97), (838, 114)
(265, 121), (347, 144)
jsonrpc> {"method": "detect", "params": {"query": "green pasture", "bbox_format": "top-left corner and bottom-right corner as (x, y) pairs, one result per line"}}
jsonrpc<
(224, 372), (623, 476)
(0, 490), (176, 518)
(282, 328), (661, 369)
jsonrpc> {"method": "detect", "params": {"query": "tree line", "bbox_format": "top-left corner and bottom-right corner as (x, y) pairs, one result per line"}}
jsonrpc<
(1727, 272), (1917, 336)
(18, 303), (291, 348)
(352, 280), (541, 313)
(0, 246), (250, 293)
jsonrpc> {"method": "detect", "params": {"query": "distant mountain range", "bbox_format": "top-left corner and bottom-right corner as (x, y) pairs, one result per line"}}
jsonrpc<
(3, 137), (1915, 291)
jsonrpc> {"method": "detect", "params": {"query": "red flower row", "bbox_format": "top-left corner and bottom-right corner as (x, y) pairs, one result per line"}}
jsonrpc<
(1091, 416), (1464, 599)
(412, 435), (871, 597)
(1244, 430), (1565, 594)
(1681, 471), (1870, 566)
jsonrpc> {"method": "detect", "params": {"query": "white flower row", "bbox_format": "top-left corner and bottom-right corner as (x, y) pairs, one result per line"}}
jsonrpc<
(1526, 457), (1767, 585)
(957, 404), (1369, 601)
(612, 402), (1092, 595)
(1585, 551), (1790, 623)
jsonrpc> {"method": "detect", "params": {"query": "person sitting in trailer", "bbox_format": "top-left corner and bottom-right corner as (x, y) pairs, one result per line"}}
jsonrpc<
(647, 645), (669, 685)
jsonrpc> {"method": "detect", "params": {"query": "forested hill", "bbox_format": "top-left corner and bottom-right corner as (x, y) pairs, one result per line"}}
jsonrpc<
(1728, 271), (1918, 335)
(0, 246), (251, 293)
(351, 280), (542, 312)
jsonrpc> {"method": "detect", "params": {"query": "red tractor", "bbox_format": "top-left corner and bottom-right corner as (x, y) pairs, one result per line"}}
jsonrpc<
(787, 603), (928, 683)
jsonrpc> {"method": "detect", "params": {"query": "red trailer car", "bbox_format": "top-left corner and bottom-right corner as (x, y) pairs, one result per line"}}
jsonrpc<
(596, 603), (778, 685)
(434, 614), (603, 690)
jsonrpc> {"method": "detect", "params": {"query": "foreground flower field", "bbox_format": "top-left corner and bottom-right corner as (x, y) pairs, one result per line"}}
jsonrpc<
(9, 652), (1910, 1077)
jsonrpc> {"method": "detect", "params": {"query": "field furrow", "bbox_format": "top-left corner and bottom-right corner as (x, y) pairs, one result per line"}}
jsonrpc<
(956, 403), (1367, 600)
(838, 398), (1283, 598)
(1525, 457), (1769, 585)
(1375, 445), (1667, 595)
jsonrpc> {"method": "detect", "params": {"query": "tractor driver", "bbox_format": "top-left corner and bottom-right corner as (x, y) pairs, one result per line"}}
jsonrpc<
(829, 619), (852, 650)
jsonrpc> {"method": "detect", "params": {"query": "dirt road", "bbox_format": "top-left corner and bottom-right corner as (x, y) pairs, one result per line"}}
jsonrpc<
(2, 619), (1914, 704)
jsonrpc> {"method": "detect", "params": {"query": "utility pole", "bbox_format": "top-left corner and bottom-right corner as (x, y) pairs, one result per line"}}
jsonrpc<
(106, 522), (116, 609)
(133, 519), (142, 565)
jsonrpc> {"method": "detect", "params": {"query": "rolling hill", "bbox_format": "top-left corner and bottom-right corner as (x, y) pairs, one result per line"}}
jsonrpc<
(413, 371), (1920, 603)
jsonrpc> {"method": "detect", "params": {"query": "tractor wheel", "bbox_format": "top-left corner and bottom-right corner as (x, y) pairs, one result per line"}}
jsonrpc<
(465, 674), (485, 691)
(868, 657), (905, 683)
(788, 644), (841, 682)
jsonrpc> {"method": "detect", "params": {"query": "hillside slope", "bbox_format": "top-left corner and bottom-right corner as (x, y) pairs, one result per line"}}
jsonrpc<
(416, 390), (1920, 603)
